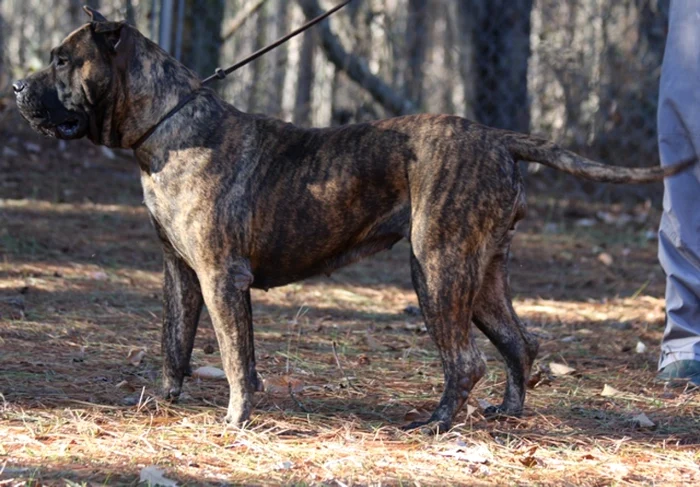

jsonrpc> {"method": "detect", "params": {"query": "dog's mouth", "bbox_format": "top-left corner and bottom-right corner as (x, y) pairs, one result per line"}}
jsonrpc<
(56, 118), (82, 138)
(33, 114), (87, 140)
(16, 92), (88, 140)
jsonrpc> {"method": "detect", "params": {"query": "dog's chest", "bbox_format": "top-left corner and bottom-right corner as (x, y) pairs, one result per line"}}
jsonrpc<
(141, 171), (202, 263)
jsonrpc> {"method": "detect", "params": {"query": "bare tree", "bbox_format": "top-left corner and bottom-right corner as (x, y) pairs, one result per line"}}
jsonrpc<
(297, 0), (416, 116)
(267, 0), (290, 116)
(185, 0), (226, 77)
(456, 0), (533, 132)
(0, 8), (5, 91)
(293, 29), (315, 125)
(405, 0), (428, 109)
(247, 7), (268, 113)
(159, 0), (174, 53)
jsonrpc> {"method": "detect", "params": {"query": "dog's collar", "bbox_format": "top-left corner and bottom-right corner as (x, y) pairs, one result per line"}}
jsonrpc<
(131, 90), (201, 151)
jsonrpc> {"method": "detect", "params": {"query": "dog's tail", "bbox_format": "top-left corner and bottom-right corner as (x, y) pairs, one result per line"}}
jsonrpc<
(502, 131), (694, 184)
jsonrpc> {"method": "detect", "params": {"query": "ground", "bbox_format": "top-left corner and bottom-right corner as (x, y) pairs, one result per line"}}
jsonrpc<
(1, 105), (699, 486)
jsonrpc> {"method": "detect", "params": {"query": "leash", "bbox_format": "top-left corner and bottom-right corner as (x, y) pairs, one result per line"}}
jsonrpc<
(132, 0), (354, 151)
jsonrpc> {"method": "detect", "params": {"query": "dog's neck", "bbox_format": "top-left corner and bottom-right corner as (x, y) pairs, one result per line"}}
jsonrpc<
(97, 32), (203, 152)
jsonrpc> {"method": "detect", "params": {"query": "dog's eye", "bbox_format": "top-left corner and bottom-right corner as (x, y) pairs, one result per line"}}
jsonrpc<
(56, 57), (68, 68)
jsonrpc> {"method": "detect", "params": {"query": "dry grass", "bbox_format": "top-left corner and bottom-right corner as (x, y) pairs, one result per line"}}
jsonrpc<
(1, 106), (699, 486)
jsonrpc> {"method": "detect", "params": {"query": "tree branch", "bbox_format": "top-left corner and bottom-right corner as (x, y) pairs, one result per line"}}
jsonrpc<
(296, 0), (417, 116)
(222, 0), (269, 42)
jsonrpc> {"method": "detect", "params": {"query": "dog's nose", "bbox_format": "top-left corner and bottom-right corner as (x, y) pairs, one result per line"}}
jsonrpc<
(12, 80), (27, 94)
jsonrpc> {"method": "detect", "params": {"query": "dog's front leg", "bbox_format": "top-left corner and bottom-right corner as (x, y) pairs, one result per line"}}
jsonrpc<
(199, 262), (258, 426)
(161, 250), (204, 400)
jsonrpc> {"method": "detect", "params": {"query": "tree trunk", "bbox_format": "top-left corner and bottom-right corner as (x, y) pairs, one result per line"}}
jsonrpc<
(267, 0), (290, 116)
(125, 0), (136, 26)
(293, 29), (315, 126)
(297, 0), (416, 116)
(0, 9), (4, 90)
(185, 0), (226, 78)
(159, 0), (174, 53)
(457, 0), (532, 132)
(405, 0), (428, 109)
(247, 6), (268, 113)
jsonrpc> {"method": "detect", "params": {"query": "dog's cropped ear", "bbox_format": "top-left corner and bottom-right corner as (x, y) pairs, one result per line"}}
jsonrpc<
(83, 5), (108, 22)
(92, 21), (129, 53)
(92, 21), (134, 71)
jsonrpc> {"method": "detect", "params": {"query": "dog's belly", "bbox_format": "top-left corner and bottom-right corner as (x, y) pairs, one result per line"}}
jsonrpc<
(251, 234), (403, 289)
(249, 205), (410, 289)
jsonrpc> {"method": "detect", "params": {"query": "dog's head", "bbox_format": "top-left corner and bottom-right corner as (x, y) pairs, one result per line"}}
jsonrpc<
(13, 7), (136, 144)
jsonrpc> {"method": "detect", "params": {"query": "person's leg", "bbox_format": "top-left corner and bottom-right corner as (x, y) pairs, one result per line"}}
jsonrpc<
(657, 0), (700, 384)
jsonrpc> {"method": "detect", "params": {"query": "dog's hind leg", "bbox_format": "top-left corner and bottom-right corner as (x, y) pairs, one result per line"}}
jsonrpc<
(403, 248), (487, 433)
(473, 242), (539, 417)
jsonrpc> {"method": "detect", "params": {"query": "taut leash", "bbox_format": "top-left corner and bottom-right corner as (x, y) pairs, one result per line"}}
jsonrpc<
(203, 0), (354, 86)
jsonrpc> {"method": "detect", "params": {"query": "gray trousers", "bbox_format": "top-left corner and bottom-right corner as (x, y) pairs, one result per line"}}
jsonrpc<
(658, 0), (700, 369)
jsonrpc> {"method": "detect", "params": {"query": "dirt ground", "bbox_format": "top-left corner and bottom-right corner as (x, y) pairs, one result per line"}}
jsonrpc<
(1, 103), (699, 486)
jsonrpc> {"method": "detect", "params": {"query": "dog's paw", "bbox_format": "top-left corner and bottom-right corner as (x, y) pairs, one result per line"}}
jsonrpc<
(483, 404), (522, 419)
(224, 394), (253, 427)
(160, 385), (182, 402)
(401, 419), (452, 435)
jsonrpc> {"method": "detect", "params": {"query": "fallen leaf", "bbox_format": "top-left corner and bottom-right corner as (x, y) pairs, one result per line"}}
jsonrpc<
(519, 445), (542, 468)
(466, 404), (477, 418)
(139, 466), (178, 487)
(273, 461), (294, 471)
(635, 341), (647, 354)
(90, 271), (109, 281)
(438, 443), (492, 464)
(549, 362), (575, 376)
(575, 218), (596, 227)
(558, 251), (573, 261)
(24, 142), (41, 153)
(115, 380), (135, 392)
(191, 366), (226, 380)
(2, 146), (19, 157)
(527, 370), (542, 388)
(404, 323), (427, 334)
(601, 384), (622, 397)
(477, 398), (493, 411)
(520, 455), (538, 468)
(597, 252), (614, 267)
(357, 354), (370, 365)
(264, 375), (305, 394)
(127, 349), (146, 366)
(631, 412), (655, 428)
(404, 408), (430, 422)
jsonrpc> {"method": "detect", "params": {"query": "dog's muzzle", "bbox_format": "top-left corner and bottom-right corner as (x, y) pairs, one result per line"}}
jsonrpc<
(14, 79), (87, 140)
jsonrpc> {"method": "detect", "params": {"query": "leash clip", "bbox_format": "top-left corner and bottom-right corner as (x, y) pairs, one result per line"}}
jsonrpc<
(214, 68), (227, 80)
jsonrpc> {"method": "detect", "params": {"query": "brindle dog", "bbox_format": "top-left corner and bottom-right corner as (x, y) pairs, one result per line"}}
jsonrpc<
(14, 8), (691, 432)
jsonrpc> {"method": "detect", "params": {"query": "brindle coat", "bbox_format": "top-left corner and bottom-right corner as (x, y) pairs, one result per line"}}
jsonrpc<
(14, 8), (691, 431)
